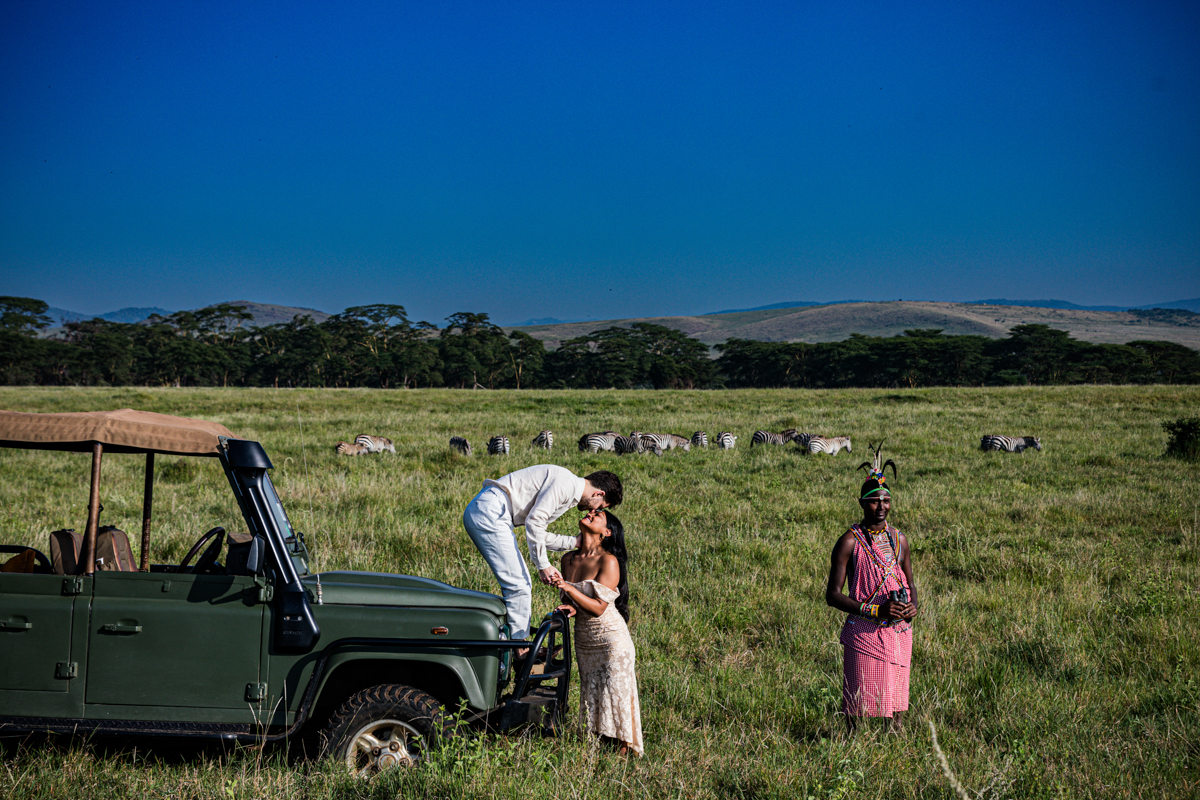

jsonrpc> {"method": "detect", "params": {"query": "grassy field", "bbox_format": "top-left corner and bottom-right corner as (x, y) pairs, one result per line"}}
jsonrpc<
(1, 385), (1197, 799)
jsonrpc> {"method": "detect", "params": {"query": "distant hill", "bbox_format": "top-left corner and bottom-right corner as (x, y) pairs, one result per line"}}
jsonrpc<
(508, 300), (1200, 351)
(965, 298), (1129, 312)
(45, 301), (329, 329)
(1133, 298), (1200, 313)
(208, 300), (331, 326)
(47, 306), (172, 326)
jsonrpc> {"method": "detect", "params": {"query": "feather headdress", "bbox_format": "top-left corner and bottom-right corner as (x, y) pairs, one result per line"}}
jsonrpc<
(856, 442), (898, 498)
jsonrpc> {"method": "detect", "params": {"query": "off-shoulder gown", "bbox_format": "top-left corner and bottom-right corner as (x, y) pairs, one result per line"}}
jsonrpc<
(564, 579), (644, 756)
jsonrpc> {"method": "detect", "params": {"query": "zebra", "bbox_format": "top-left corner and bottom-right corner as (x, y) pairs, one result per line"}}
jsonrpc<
(335, 441), (370, 456)
(980, 435), (1041, 453)
(578, 432), (618, 453)
(449, 436), (472, 456)
(633, 432), (689, 452)
(665, 434), (691, 452)
(487, 435), (510, 455)
(716, 432), (737, 450)
(531, 430), (554, 450)
(355, 434), (395, 454)
(691, 431), (708, 448)
(615, 435), (662, 457)
(808, 436), (852, 455)
(751, 428), (798, 447)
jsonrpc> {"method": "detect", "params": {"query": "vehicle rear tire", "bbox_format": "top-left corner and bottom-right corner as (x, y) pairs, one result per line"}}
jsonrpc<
(319, 684), (452, 776)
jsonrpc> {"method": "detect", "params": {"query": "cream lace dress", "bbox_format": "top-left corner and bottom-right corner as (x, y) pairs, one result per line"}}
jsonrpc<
(564, 579), (644, 756)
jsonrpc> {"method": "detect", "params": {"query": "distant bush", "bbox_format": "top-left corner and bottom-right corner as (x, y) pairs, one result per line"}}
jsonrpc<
(1162, 416), (1200, 460)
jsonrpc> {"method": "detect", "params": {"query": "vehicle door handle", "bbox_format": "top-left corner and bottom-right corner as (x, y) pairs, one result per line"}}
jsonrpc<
(101, 622), (142, 634)
(1, 619), (33, 631)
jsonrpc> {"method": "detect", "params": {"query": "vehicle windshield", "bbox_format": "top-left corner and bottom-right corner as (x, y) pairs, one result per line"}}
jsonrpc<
(261, 473), (310, 576)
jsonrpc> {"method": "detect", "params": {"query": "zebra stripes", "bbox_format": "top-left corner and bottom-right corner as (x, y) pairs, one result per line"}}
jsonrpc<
(335, 441), (370, 456)
(807, 436), (851, 455)
(449, 436), (472, 456)
(531, 430), (554, 450)
(614, 435), (662, 456)
(487, 436), (510, 455)
(691, 431), (708, 448)
(751, 428), (798, 447)
(578, 432), (618, 453)
(355, 434), (395, 454)
(633, 432), (690, 452)
(981, 435), (1041, 453)
(716, 432), (737, 450)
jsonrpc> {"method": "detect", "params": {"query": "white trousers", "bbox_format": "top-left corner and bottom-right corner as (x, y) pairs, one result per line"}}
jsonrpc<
(462, 486), (534, 639)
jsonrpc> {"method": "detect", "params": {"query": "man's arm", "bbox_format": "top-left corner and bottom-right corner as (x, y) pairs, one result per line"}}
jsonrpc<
(825, 532), (861, 614)
(523, 479), (578, 572)
(898, 532), (919, 619)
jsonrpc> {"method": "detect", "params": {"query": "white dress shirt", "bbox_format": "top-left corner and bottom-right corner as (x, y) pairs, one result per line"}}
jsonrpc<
(484, 464), (584, 570)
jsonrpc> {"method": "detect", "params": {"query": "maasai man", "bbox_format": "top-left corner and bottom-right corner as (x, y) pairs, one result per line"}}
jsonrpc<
(824, 443), (918, 733)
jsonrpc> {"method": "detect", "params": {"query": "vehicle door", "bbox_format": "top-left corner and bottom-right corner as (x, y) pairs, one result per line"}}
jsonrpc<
(86, 571), (265, 713)
(0, 572), (85, 709)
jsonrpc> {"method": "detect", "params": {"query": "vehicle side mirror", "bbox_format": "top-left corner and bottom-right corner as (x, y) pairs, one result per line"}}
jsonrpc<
(245, 536), (265, 576)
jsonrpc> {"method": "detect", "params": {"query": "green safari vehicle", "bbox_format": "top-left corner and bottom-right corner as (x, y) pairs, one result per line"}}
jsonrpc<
(0, 409), (570, 775)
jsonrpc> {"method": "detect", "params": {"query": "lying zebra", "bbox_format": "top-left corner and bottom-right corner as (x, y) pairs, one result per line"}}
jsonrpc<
(355, 434), (395, 454)
(807, 436), (851, 455)
(980, 435), (1041, 453)
(335, 441), (370, 456)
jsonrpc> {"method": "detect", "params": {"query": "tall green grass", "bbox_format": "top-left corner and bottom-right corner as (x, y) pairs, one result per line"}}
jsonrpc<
(1, 385), (1197, 799)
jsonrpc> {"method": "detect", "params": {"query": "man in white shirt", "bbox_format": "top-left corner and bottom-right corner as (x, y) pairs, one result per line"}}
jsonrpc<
(462, 465), (623, 640)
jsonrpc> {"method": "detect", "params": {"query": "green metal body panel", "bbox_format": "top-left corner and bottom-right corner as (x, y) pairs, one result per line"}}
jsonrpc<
(85, 572), (263, 712)
(258, 593), (503, 724)
(0, 573), (75, 693)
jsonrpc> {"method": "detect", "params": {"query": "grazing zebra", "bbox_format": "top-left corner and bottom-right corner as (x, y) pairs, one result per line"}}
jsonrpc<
(691, 431), (708, 448)
(531, 430), (554, 450)
(716, 432), (737, 450)
(980, 435), (1041, 453)
(449, 436), (472, 456)
(666, 434), (691, 452)
(751, 428), (798, 447)
(335, 441), (370, 456)
(487, 435), (510, 455)
(355, 434), (395, 454)
(578, 432), (618, 453)
(615, 435), (662, 457)
(808, 436), (852, 455)
(633, 432), (689, 452)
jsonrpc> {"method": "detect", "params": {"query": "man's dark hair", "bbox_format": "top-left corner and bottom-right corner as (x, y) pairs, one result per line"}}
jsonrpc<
(585, 470), (623, 508)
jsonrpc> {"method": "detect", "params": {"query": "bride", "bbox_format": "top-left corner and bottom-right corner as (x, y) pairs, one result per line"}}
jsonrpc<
(551, 509), (643, 756)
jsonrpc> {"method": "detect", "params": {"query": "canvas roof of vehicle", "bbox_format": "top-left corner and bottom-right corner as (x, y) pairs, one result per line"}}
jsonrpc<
(0, 409), (238, 456)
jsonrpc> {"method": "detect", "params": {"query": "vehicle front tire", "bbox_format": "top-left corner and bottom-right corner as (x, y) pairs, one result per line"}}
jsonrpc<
(319, 684), (453, 777)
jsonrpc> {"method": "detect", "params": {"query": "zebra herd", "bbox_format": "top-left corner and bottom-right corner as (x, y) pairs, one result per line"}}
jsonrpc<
(337, 428), (1041, 458)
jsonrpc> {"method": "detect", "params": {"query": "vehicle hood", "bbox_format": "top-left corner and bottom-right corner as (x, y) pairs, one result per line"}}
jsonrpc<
(302, 571), (506, 617)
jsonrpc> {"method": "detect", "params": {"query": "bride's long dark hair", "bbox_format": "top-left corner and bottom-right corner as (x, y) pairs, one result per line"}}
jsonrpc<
(599, 510), (629, 622)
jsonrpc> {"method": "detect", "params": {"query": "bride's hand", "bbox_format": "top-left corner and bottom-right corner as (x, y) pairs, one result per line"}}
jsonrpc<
(554, 604), (577, 618)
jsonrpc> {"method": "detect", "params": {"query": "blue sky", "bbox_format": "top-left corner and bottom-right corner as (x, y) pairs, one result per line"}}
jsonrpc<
(2, 1), (1197, 326)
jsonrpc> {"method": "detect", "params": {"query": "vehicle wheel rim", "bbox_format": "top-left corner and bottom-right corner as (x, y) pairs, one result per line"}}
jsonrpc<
(344, 717), (425, 776)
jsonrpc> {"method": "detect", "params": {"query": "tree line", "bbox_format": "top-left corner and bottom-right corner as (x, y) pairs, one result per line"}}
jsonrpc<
(2, 297), (1197, 389)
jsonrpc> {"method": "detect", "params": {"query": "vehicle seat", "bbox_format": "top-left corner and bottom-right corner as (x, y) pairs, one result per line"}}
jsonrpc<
(0, 549), (37, 573)
(50, 527), (137, 575)
(225, 531), (265, 576)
